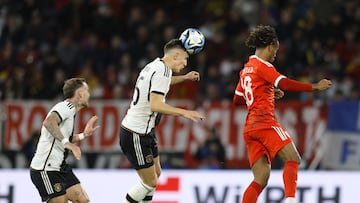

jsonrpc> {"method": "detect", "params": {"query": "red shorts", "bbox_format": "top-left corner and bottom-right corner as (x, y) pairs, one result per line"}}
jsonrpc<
(244, 125), (292, 167)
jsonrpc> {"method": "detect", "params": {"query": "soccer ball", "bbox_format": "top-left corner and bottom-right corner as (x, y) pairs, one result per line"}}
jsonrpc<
(179, 28), (205, 55)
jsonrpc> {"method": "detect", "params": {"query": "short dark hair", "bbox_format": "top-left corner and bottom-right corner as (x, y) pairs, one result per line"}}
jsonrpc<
(245, 25), (278, 49)
(63, 78), (86, 99)
(164, 39), (186, 53)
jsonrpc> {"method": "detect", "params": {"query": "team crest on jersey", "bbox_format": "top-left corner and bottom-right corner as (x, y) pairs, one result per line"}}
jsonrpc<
(145, 155), (153, 163)
(53, 183), (62, 192)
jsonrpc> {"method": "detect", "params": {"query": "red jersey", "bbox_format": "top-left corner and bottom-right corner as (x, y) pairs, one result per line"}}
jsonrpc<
(235, 55), (286, 132)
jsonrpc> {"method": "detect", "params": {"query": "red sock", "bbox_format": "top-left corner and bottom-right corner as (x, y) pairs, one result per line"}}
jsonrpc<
(283, 160), (299, 198)
(242, 181), (263, 203)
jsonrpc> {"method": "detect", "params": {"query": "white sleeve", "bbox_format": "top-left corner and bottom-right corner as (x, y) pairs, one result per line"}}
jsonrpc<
(150, 68), (171, 95)
(51, 102), (73, 121)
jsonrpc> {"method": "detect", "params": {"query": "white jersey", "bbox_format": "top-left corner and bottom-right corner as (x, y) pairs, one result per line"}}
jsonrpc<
(122, 58), (172, 134)
(30, 100), (76, 171)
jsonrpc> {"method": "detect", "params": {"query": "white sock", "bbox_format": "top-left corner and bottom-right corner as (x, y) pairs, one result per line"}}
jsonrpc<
(285, 197), (296, 203)
(125, 181), (154, 202)
(140, 189), (154, 203)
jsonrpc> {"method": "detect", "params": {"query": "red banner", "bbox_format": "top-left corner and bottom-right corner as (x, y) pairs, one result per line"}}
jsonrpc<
(2, 100), (328, 168)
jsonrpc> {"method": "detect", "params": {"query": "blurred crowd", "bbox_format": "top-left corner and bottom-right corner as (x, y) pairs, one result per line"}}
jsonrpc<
(0, 0), (360, 102)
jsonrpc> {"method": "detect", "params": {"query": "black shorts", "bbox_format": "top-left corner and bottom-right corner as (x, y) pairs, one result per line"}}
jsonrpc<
(30, 165), (80, 202)
(119, 126), (159, 170)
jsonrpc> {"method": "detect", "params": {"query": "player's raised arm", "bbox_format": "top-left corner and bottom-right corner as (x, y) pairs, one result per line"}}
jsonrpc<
(171, 71), (200, 85)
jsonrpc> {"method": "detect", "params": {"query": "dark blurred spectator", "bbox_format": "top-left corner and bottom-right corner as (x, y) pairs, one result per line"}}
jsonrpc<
(0, 0), (359, 102)
(200, 65), (224, 101)
(24, 10), (47, 46)
(93, 2), (121, 41)
(21, 129), (40, 167)
(56, 32), (79, 74)
(349, 85), (360, 100)
(57, 0), (95, 40)
(77, 31), (105, 74)
(0, 41), (15, 84)
(102, 35), (127, 67)
(24, 63), (45, 99)
(0, 13), (24, 47)
(346, 51), (360, 81)
(46, 68), (66, 99)
(335, 26), (359, 66)
(194, 127), (226, 169)
(4, 66), (26, 99)
(111, 83), (127, 99)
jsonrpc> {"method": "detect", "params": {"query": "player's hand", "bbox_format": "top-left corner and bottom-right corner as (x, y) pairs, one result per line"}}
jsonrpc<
(313, 79), (332, 91)
(65, 142), (81, 160)
(183, 110), (205, 122)
(274, 88), (284, 99)
(83, 116), (100, 138)
(185, 71), (200, 81)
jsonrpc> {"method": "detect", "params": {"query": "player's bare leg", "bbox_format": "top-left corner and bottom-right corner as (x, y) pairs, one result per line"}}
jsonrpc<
(154, 156), (161, 178)
(242, 156), (269, 203)
(48, 195), (67, 203)
(66, 183), (89, 203)
(251, 156), (271, 186)
(137, 165), (158, 188)
(123, 162), (157, 203)
(138, 156), (161, 203)
(277, 142), (301, 203)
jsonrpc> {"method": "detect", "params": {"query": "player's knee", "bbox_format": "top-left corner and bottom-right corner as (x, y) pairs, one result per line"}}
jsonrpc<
(254, 165), (270, 187)
(261, 172), (270, 187)
(68, 189), (89, 203)
(143, 176), (158, 188)
(149, 179), (158, 188)
(74, 195), (89, 203)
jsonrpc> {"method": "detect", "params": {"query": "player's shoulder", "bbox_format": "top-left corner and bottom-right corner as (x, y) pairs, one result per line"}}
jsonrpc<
(52, 100), (75, 113)
(147, 58), (171, 77)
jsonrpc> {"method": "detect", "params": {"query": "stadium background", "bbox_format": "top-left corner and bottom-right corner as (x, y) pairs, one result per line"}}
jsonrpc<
(0, 0), (360, 203)
(0, 0), (360, 202)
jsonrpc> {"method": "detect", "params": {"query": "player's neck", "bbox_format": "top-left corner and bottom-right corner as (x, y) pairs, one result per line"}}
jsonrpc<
(66, 98), (84, 111)
(160, 56), (171, 69)
(255, 49), (270, 62)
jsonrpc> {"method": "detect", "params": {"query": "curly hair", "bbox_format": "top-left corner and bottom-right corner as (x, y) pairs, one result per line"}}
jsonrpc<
(245, 25), (278, 49)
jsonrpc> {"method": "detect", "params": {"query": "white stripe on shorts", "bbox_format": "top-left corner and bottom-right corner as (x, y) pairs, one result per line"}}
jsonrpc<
(40, 171), (54, 194)
(133, 133), (145, 165)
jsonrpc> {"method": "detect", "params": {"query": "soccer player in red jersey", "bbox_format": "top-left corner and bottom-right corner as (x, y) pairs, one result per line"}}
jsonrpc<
(233, 25), (332, 203)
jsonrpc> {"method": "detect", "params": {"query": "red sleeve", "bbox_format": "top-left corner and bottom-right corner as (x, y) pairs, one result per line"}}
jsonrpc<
(233, 94), (246, 105)
(233, 78), (246, 105)
(278, 78), (312, 92)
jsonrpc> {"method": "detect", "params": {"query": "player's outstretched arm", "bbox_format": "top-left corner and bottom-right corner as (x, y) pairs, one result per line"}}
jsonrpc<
(150, 93), (204, 122)
(72, 116), (100, 143)
(171, 71), (200, 85)
(312, 79), (332, 91)
(181, 110), (205, 122)
(278, 78), (332, 92)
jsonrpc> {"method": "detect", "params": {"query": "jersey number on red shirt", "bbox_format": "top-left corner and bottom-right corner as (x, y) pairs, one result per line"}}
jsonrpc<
(241, 75), (254, 106)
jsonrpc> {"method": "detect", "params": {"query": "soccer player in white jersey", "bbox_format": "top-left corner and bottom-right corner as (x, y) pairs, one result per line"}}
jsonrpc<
(30, 78), (100, 203)
(120, 39), (205, 203)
